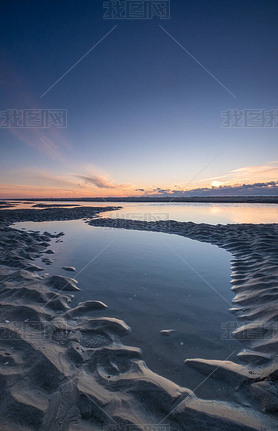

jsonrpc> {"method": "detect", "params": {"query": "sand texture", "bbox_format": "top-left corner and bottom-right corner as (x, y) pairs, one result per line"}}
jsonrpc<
(0, 208), (277, 430)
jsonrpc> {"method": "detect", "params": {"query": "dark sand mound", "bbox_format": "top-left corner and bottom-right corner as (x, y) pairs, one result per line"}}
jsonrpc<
(0, 201), (16, 209)
(0, 206), (121, 223)
(0, 208), (277, 429)
(32, 204), (81, 208)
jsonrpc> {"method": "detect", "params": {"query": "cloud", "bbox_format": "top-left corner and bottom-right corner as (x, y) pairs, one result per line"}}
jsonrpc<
(143, 181), (278, 197)
(153, 188), (172, 194)
(0, 165), (139, 198)
(2, 160), (278, 199)
(18, 169), (84, 189)
(139, 161), (278, 197)
(232, 162), (278, 176)
(188, 181), (278, 196)
(76, 174), (122, 189)
(202, 161), (278, 186)
(9, 122), (71, 166)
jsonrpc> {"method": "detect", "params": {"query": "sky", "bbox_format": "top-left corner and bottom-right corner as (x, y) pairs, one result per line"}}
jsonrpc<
(0, 0), (278, 198)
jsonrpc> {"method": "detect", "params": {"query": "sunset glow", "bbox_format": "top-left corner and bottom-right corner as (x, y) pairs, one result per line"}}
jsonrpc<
(0, 1), (277, 199)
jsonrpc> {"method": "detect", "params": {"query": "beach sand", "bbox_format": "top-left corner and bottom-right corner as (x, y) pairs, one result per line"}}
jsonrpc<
(0, 206), (277, 430)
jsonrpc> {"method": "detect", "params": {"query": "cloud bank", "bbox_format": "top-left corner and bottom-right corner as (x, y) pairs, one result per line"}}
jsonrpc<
(145, 181), (278, 197)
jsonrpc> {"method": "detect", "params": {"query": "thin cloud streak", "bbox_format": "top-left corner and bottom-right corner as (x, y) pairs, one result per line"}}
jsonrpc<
(200, 161), (278, 185)
(75, 174), (119, 189)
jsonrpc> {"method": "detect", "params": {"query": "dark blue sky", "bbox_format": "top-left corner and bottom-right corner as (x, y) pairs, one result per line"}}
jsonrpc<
(1, 0), (278, 197)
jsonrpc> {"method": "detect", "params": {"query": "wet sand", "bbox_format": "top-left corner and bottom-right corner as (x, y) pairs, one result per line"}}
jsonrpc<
(0, 207), (277, 430)
(0, 201), (17, 209)
(0, 206), (121, 223)
(31, 204), (81, 208)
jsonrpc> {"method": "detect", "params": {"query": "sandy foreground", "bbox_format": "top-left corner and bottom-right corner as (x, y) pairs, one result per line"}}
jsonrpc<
(0, 206), (278, 430)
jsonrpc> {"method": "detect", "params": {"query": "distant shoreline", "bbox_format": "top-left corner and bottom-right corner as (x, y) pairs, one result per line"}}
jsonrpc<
(2, 196), (278, 204)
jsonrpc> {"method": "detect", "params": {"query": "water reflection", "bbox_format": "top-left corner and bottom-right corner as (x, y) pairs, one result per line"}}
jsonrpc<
(4, 200), (278, 224)
(15, 219), (239, 396)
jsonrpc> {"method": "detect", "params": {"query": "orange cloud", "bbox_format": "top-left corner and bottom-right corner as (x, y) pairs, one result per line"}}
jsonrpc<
(201, 161), (278, 187)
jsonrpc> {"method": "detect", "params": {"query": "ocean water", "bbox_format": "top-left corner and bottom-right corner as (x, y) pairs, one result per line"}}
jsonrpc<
(102, 202), (278, 224)
(15, 219), (240, 398)
(7, 200), (278, 223)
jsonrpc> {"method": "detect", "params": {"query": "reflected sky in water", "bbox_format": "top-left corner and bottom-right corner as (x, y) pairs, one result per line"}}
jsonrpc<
(15, 219), (240, 397)
(6, 200), (278, 224)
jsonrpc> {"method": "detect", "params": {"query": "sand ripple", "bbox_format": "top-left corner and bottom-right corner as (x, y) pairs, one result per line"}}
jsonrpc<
(0, 212), (277, 430)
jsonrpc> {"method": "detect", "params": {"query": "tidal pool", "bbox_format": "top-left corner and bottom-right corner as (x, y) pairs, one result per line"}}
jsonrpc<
(15, 219), (240, 399)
